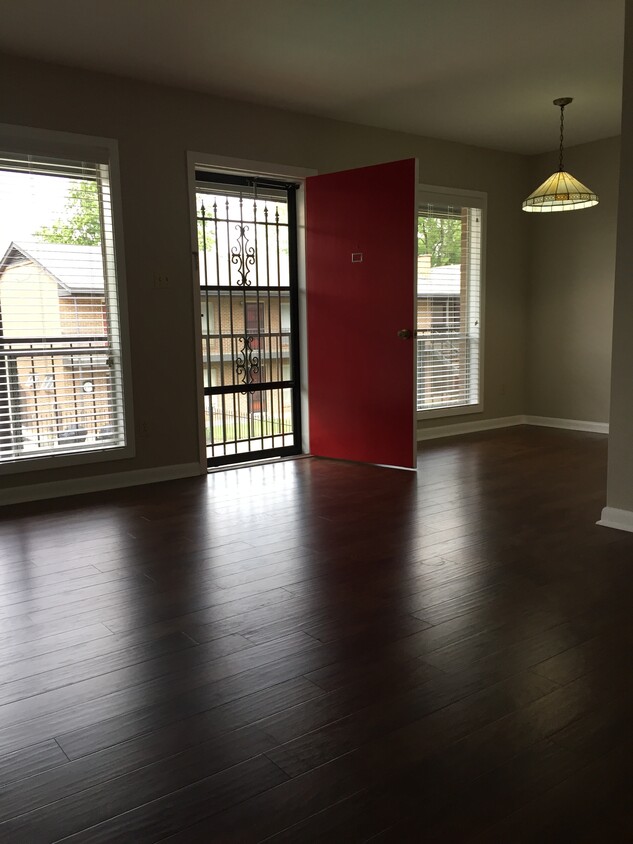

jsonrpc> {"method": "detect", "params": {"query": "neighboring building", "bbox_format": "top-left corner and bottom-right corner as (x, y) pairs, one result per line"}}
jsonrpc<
(0, 242), (113, 453)
(199, 261), (293, 444)
(417, 254), (460, 329)
(417, 255), (462, 409)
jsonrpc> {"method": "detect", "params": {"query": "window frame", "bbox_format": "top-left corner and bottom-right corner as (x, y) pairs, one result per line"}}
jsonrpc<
(0, 123), (134, 475)
(416, 184), (486, 420)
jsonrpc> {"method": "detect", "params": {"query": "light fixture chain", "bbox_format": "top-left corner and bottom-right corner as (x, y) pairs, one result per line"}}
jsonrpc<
(559, 103), (565, 172)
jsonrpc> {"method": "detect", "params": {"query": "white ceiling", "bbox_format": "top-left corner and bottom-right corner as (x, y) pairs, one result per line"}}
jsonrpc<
(0, 0), (625, 154)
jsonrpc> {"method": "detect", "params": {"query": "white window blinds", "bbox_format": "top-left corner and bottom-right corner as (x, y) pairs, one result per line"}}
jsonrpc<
(417, 199), (483, 413)
(0, 151), (127, 464)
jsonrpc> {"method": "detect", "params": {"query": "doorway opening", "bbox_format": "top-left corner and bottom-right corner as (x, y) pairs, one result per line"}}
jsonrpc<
(195, 170), (302, 466)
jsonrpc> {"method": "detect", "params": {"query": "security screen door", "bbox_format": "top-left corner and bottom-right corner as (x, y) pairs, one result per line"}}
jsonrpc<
(306, 159), (418, 469)
(196, 171), (301, 466)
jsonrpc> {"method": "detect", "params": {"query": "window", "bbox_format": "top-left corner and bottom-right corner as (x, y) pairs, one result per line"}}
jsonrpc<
(0, 134), (130, 469)
(417, 191), (484, 414)
(280, 302), (291, 333)
(244, 301), (265, 336)
(201, 300), (214, 334)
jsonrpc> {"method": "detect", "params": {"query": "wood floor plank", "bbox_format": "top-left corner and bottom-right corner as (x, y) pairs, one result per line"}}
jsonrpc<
(264, 669), (559, 778)
(0, 626), (206, 696)
(102, 585), (295, 635)
(0, 622), (114, 663)
(0, 739), (68, 787)
(0, 734), (284, 841)
(55, 754), (288, 844)
(0, 630), (196, 714)
(2, 719), (278, 821)
(0, 632), (330, 755)
(57, 675), (324, 761)
(469, 740), (633, 843)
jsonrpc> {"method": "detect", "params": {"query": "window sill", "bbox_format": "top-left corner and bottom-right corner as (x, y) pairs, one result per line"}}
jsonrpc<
(417, 402), (483, 421)
(0, 442), (135, 477)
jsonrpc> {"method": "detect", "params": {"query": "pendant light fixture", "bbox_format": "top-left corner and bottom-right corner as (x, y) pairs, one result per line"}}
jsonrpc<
(522, 98), (598, 212)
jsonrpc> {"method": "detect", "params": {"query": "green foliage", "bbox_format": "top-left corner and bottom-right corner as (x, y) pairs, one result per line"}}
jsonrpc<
(417, 215), (461, 266)
(196, 199), (216, 253)
(197, 220), (214, 253)
(35, 180), (102, 246)
(35, 183), (215, 252)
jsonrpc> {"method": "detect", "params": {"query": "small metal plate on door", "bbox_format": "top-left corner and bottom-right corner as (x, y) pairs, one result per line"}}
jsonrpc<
(351, 253), (363, 263)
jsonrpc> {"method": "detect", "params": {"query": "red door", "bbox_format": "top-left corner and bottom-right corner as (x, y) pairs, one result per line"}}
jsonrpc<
(306, 158), (417, 469)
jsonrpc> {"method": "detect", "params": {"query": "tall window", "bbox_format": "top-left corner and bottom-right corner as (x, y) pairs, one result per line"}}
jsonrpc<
(0, 143), (129, 467)
(417, 193), (483, 413)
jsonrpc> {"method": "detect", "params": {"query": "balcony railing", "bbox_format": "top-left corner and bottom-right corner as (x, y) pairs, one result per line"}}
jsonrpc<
(417, 332), (479, 410)
(0, 335), (121, 461)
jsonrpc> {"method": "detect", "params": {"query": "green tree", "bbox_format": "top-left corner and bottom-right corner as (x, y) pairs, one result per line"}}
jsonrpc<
(417, 216), (461, 266)
(197, 200), (216, 253)
(197, 219), (214, 253)
(35, 180), (102, 245)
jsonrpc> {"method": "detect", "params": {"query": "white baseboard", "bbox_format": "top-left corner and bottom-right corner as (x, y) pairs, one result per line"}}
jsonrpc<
(0, 462), (204, 507)
(417, 414), (609, 442)
(597, 506), (633, 533)
(417, 415), (524, 441)
(2, 413), (611, 504)
(525, 415), (609, 434)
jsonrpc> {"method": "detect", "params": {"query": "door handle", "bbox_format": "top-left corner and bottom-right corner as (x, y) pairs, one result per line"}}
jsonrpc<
(397, 329), (414, 340)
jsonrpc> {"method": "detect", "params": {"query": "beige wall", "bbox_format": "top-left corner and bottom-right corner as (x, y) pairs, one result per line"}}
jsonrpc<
(526, 136), (620, 422)
(605, 0), (633, 512)
(0, 51), (531, 488)
(0, 262), (62, 336)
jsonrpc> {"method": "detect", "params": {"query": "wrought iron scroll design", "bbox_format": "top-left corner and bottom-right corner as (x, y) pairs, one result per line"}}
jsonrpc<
(231, 224), (255, 287)
(235, 335), (260, 393)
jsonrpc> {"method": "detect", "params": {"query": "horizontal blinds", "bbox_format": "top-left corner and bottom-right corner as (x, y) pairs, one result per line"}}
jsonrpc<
(0, 152), (126, 462)
(0, 152), (103, 180)
(417, 202), (482, 412)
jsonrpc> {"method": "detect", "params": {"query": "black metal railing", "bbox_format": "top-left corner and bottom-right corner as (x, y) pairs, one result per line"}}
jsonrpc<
(0, 336), (118, 460)
(416, 333), (478, 410)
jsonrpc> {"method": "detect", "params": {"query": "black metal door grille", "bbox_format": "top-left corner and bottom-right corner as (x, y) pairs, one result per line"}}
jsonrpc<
(195, 171), (301, 466)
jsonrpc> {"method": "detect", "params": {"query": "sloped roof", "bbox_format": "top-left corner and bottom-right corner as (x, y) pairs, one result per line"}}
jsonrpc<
(0, 241), (104, 295)
(418, 264), (460, 297)
(0, 239), (457, 298)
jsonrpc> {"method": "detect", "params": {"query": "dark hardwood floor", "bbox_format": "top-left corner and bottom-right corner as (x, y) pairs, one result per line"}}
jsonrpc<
(0, 426), (632, 842)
